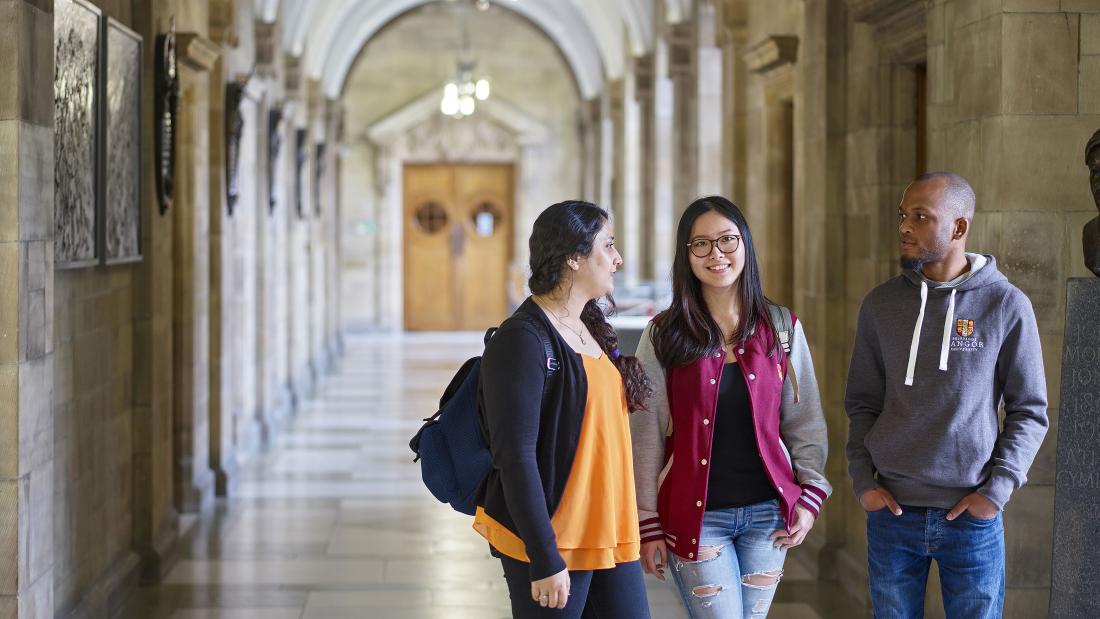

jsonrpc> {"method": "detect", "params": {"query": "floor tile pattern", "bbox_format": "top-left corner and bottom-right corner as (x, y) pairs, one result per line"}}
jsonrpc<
(120, 333), (865, 618)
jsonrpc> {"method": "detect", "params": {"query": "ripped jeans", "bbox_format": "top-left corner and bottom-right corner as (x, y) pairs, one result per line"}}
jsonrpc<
(669, 500), (787, 619)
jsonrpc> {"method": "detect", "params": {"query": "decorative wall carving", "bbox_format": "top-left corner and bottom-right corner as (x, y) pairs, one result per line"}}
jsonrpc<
(267, 106), (284, 213)
(104, 19), (142, 263)
(225, 81), (246, 216)
(295, 128), (308, 218)
(54, 0), (101, 267)
(314, 143), (326, 216)
(404, 114), (516, 163)
(154, 24), (179, 215)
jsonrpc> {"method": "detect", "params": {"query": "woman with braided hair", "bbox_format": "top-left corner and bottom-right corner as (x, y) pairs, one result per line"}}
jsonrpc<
(472, 200), (654, 618)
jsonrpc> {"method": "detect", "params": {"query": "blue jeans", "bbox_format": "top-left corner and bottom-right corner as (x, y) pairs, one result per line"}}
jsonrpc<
(669, 500), (788, 619)
(499, 555), (651, 619)
(867, 506), (1004, 619)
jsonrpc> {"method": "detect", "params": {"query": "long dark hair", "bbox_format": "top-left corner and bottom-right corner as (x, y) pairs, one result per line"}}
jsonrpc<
(651, 196), (778, 368)
(528, 200), (652, 412)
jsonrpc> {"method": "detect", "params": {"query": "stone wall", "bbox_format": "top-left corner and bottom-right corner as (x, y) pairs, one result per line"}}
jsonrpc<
(1, 0), (346, 616)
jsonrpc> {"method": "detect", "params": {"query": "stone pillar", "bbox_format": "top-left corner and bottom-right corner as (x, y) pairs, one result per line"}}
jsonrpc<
(925, 2), (1098, 615)
(580, 98), (601, 203)
(695, 2), (724, 197)
(792, 0), (849, 583)
(632, 54), (656, 281)
(283, 53), (309, 403)
(742, 34), (798, 306)
(669, 22), (698, 214)
(173, 32), (220, 513)
(129, 3), (180, 584)
(0, 2), (55, 615)
(607, 77), (641, 289)
(207, 35), (238, 498)
(717, 1), (747, 200)
(652, 41), (676, 287)
(322, 99), (344, 363)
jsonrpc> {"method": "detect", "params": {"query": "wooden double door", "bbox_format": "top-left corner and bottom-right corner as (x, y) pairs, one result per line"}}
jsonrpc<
(403, 163), (513, 331)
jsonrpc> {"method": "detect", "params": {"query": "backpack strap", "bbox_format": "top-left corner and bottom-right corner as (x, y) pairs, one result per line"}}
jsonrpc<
(511, 313), (560, 388)
(766, 304), (799, 403)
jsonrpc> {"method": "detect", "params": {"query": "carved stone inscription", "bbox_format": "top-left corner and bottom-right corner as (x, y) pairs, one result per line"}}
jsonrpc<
(1050, 278), (1100, 618)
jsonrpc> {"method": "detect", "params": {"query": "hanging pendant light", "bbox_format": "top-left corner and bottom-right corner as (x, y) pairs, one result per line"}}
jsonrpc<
(440, 2), (490, 118)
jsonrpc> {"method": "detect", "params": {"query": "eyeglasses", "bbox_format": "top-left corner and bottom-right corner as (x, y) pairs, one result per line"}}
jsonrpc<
(686, 235), (742, 258)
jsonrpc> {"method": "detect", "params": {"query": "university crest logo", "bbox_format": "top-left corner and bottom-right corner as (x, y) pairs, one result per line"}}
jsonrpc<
(956, 319), (974, 337)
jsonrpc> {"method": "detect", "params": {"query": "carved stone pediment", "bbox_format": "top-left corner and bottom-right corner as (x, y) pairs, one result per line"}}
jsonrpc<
(404, 114), (517, 163)
(848, 0), (927, 65)
(743, 35), (798, 76)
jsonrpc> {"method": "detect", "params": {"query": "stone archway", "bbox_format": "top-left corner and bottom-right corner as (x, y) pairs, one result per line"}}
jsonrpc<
(364, 92), (550, 330)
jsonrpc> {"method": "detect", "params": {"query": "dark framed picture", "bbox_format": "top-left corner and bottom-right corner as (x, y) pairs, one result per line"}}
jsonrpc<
(54, 0), (102, 268)
(103, 17), (143, 264)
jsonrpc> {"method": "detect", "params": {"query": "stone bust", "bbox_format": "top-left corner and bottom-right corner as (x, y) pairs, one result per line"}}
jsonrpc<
(1085, 129), (1100, 276)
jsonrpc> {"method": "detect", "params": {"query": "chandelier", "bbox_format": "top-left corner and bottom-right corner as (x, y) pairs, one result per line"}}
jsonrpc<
(440, 2), (490, 118)
(441, 61), (489, 118)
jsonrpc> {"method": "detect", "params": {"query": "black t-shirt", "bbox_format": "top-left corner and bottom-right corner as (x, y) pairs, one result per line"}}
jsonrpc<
(705, 361), (778, 510)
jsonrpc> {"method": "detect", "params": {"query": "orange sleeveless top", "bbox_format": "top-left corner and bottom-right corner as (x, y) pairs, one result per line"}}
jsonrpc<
(472, 353), (641, 570)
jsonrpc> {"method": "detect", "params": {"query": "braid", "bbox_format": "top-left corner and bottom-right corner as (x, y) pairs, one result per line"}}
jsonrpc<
(580, 300), (653, 413)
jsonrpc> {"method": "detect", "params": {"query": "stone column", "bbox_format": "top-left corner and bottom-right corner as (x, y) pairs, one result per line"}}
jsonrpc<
(695, 2), (724, 197)
(323, 99), (344, 364)
(652, 40), (676, 287)
(620, 73), (642, 290)
(632, 54), (656, 281)
(716, 0), (747, 200)
(580, 98), (601, 203)
(0, 2), (55, 615)
(206, 36), (238, 498)
(129, 3), (180, 583)
(173, 32), (220, 513)
(669, 22), (698, 215)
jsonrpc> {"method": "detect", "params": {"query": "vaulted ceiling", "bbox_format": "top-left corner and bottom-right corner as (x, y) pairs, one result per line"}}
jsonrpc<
(255, 0), (688, 99)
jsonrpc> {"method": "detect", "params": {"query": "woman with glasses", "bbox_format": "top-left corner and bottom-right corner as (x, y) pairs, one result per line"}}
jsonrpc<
(629, 196), (831, 618)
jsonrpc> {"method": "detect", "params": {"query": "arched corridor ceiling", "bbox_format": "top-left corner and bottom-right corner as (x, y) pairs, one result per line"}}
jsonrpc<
(258, 0), (661, 99)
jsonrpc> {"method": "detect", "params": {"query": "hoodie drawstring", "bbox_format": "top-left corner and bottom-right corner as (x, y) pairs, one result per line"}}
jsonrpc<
(905, 282), (957, 386)
(904, 281), (928, 386)
(939, 289), (956, 371)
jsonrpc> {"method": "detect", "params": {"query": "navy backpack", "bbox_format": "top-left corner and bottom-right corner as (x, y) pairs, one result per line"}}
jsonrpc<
(409, 316), (558, 515)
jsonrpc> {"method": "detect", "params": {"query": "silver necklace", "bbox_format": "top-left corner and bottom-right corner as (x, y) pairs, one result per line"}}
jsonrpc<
(538, 297), (587, 345)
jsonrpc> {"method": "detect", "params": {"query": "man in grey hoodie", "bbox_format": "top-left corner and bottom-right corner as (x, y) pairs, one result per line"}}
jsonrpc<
(845, 172), (1048, 619)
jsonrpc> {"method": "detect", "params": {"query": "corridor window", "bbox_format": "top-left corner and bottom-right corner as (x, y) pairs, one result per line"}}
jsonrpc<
(414, 201), (448, 234)
(472, 201), (501, 237)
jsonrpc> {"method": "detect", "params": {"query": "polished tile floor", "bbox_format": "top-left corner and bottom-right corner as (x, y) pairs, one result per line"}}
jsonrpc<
(120, 333), (866, 619)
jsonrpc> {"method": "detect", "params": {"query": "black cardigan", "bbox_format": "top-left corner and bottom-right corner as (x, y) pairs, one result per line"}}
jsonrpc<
(477, 298), (587, 580)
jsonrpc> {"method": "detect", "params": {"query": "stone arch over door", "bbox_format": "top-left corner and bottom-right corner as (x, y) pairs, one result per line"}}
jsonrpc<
(365, 91), (550, 330)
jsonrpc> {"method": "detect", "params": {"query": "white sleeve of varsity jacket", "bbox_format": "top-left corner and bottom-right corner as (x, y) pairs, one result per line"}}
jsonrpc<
(630, 322), (669, 542)
(780, 317), (832, 518)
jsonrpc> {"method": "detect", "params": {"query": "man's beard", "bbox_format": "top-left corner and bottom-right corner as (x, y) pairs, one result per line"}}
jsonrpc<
(900, 255), (925, 270)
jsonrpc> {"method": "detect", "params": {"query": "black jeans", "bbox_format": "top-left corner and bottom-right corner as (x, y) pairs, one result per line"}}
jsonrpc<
(499, 555), (652, 619)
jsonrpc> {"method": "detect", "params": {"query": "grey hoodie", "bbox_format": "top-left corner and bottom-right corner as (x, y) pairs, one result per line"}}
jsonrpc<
(845, 253), (1049, 510)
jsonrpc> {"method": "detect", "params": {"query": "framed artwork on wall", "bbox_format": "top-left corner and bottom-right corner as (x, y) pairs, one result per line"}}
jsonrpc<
(103, 17), (143, 264)
(54, 0), (102, 268)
